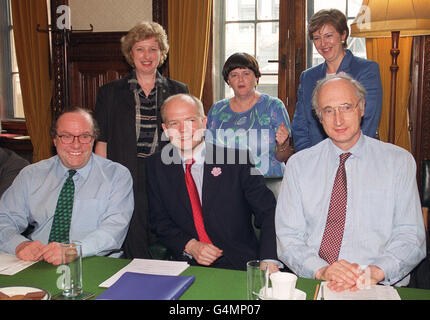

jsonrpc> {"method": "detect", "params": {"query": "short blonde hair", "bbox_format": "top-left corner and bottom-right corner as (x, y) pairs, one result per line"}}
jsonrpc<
(121, 21), (169, 67)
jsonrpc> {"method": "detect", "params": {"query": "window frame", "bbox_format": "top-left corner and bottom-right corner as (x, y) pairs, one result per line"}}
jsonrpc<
(0, 0), (24, 121)
(0, 0), (14, 120)
(216, 0), (280, 101)
(213, 0), (305, 120)
(306, 0), (367, 68)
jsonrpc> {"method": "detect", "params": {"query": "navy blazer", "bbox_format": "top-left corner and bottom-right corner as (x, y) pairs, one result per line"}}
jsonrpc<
(292, 49), (383, 152)
(146, 143), (278, 270)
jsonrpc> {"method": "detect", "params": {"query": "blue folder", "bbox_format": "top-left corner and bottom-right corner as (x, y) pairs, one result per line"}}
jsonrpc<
(96, 272), (195, 300)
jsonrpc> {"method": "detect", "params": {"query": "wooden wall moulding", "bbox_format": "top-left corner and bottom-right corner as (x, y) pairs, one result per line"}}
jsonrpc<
(410, 35), (430, 196)
(50, 0), (69, 117)
(421, 36), (430, 160)
(69, 32), (127, 62)
(68, 32), (131, 111)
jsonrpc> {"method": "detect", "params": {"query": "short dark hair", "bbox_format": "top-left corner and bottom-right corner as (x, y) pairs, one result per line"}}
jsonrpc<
(222, 52), (261, 83)
(308, 9), (349, 48)
(50, 106), (100, 140)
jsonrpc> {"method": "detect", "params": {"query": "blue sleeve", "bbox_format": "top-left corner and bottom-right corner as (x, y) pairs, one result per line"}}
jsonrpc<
(271, 97), (291, 133)
(0, 169), (31, 254)
(205, 103), (217, 145)
(292, 72), (311, 152)
(355, 61), (383, 138)
(206, 104), (214, 128)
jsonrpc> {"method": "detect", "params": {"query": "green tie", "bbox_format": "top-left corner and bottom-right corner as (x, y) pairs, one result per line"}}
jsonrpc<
(48, 169), (76, 243)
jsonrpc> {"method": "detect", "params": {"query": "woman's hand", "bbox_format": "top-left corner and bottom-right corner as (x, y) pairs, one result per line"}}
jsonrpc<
(275, 122), (294, 162)
(275, 122), (289, 145)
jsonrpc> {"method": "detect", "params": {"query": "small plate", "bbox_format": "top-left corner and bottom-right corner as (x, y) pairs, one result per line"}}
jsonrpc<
(0, 286), (50, 300)
(258, 287), (306, 300)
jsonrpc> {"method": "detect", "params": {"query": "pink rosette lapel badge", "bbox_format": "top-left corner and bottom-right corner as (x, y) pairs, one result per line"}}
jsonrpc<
(211, 167), (222, 177)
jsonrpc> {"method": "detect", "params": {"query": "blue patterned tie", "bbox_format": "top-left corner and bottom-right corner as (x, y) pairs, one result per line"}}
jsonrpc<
(48, 169), (76, 243)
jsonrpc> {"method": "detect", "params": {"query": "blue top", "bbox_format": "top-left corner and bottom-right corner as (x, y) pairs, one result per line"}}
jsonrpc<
(0, 154), (134, 257)
(206, 93), (291, 177)
(275, 134), (426, 285)
(292, 49), (383, 152)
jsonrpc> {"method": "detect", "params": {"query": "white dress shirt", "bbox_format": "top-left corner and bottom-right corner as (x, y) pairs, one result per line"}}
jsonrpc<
(0, 154), (134, 257)
(275, 134), (426, 285)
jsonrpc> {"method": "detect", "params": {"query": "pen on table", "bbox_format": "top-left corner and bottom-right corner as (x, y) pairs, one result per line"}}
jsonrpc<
(313, 283), (320, 300)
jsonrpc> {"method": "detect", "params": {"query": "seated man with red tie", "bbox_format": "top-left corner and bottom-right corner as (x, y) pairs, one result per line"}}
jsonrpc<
(0, 107), (134, 265)
(144, 93), (280, 271)
(275, 73), (426, 291)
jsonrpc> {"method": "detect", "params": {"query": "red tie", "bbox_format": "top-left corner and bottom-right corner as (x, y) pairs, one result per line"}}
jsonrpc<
(185, 159), (212, 244)
(319, 152), (351, 264)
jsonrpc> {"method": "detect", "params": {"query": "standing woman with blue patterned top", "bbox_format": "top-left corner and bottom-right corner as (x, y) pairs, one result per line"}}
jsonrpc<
(206, 52), (293, 197)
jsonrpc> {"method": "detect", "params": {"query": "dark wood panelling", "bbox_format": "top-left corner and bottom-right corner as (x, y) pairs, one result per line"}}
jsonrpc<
(1, 120), (28, 135)
(50, 0), (69, 117)
(0, 120), (32, 162)
(410, 35), (430, 195)
(153, 0), (168, 35)
(68, 32), (131, 111)
(421, 37), (430, 160)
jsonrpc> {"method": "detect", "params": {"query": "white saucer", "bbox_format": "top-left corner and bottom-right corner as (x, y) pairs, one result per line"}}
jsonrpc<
(258, 287), (306, 300)
(0, 286), (50, 300)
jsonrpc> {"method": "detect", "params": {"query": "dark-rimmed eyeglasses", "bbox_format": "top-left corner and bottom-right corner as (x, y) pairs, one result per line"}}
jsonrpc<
(56, 134), (94, 144)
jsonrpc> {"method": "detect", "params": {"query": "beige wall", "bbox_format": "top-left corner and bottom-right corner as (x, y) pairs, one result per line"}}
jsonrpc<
(69, 0), (152, 32)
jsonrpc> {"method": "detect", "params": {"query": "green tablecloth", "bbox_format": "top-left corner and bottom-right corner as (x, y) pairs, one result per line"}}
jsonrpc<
(1, 256), (430, 300)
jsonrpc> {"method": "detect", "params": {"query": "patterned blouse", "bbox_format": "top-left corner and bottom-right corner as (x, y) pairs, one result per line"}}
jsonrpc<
(206, 93), (291, 177)
(128, 71), (158, 158)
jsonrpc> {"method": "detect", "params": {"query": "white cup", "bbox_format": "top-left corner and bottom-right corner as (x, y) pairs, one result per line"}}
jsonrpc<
(270, 272), (297, 299)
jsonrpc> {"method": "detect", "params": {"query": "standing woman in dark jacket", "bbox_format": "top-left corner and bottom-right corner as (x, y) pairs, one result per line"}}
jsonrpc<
(94, 21), (189, 259)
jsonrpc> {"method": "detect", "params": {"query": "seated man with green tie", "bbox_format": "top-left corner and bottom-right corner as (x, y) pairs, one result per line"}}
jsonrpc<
(0, 107), (134, 265)
(275, 73), (426, 291)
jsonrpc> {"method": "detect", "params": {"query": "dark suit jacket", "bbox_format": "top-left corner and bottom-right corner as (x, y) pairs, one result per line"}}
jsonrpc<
(0, 147), (29, 198)
(94, 71), (189, 183)
(146, 143), (278, 270)
(94, 71), (189, 259)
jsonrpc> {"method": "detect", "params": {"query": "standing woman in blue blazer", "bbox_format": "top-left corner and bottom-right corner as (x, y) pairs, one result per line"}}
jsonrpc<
(292, 9), (382, 152)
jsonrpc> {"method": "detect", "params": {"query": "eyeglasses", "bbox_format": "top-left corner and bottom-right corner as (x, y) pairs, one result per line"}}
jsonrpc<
(57, 134), (94, 144)
(321, 101), (361, 117)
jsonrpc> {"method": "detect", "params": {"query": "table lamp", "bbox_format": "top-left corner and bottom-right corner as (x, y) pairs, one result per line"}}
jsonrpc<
(350, 0), (430, 143)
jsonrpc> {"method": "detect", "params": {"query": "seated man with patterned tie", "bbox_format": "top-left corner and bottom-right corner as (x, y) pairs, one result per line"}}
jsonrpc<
(0, 107), (134, 265)
(275, 73), (426, 291)
(144, 93), (280, 271)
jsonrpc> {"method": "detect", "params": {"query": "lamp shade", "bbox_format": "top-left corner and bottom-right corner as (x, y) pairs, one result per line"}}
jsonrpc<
(350, 0), (430, 38)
